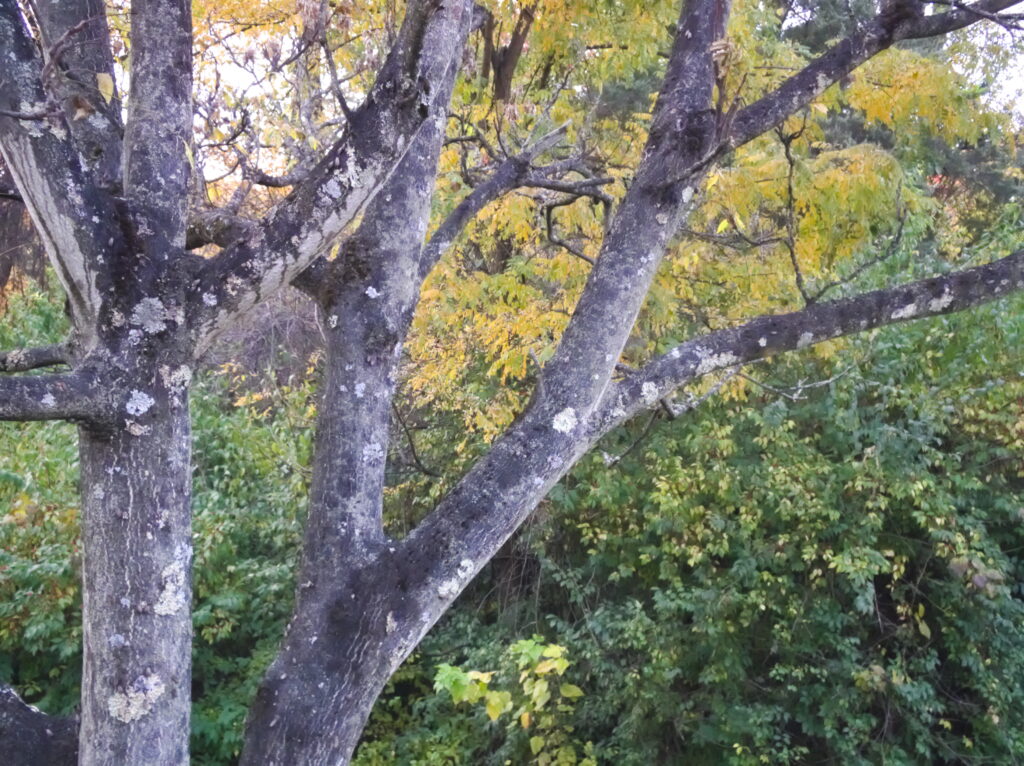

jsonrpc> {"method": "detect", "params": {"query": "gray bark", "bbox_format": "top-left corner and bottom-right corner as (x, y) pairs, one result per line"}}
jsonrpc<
(78, 394), (193, 765)
(1, 0), (1023, 764)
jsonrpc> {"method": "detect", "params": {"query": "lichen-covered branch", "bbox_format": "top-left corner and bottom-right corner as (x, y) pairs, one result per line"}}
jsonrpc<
(0, 343), (69, 372)
(122, 0), (193, 253)
(31, 0), (123, 190)
(594, 248), (1024, 430)
(0, 0), (124, 344)
(0, 368), (109, 423)
(728, 0), (1022, 151)
(190, 0), (474, 353)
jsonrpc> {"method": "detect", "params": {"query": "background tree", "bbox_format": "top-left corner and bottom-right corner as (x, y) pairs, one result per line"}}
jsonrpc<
(1, 1), (1023, 765)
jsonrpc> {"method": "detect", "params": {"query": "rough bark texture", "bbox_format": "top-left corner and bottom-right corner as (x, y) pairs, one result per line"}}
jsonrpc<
(1, 0), (1023, 764)
(0, 686), (78, 763)
(78, 395), (193, 766)
(238, 3), (478, 763)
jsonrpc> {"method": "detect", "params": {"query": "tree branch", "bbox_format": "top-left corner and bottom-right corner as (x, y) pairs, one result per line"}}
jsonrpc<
(0, 684), (77, 766)
(0, 343), (69, 372)
(122, 0), (193, 250)
(0, 367), (109, 422)
(31, 0), (123, 190)
(727, 0), (1022, 150)
(0, 0), (124, 343)
(189, 0), (475, 353)
(396, 0), (733, 648)
(594, 248), (1024, 429)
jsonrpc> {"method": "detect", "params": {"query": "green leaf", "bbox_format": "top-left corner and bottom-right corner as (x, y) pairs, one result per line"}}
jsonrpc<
(559, 683), (584, 699)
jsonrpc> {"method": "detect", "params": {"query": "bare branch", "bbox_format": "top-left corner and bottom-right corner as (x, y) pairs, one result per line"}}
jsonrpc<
(728, 0), (1023, 151)
(596, 247), (1024, 429)
(0, 343), (69, 372)
(0, 367), (110, 423)
(31, 0), (123, 189)
(122, 0), (194, 249)
(190, 0), (476, 352)
(0, 0), (125, 341)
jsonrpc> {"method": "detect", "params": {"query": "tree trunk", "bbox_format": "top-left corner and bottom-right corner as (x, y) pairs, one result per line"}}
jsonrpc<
(77, 389), (192, 766)
(239, 562), (420, 766)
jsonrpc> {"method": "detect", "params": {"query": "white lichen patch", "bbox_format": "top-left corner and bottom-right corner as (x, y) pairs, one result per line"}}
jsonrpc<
(641, 382), (660, 406)
(328, 314), (339, 329)
(160, 365), (192, 392)
(126, 421), (151, 437)
(437, 579), (459, 599)
(362, 442), (384, 462)
(354, 383), (366, 399)
(41, 393), (57, 408)
(323, 179), (342, 199)
(695, 348), (740, 376)
(365, 286), (380, 299)
(126, 390), (155, 417)
(130, 297), (169, 334)
(797, 332), (814, 349)
(928, 290), (954, 313)
(107, 673), (165, 723)
(154, 561), (186, 616)
(202, 292), (218, 307)
(437, 559), (475, 600)
(552, 407), (578, 433)
(890, 303), (919, 321)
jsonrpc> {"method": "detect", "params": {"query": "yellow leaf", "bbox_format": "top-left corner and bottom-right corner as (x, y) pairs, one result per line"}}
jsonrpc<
(96, 72), (115, 104)
(917, 619), (932, 640)
(534, 659), (558, 674)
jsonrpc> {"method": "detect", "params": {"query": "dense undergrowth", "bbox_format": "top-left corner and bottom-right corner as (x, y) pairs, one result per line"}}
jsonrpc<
(2, 280), (1023, 764)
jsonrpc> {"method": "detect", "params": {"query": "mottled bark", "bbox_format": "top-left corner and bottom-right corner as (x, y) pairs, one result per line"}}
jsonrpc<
(239, 3), (476, 762)
(0, 342), (69, 372)
(0, 685), (77, 764)
(78, 391), (193, 766)
(122, 0), (193, 253)
(1, 1), (1023, 765)
(32, 0), (123, 190)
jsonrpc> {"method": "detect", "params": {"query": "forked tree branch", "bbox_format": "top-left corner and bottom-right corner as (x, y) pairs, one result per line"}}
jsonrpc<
(398, 0), (1023, 618)
(188, 0), (475, 352)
